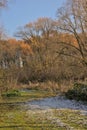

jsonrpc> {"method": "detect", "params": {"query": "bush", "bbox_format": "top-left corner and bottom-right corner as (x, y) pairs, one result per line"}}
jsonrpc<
(2, 90), (21, 97)
(0, 69), (8, 95)
(65, 83), (87, 101)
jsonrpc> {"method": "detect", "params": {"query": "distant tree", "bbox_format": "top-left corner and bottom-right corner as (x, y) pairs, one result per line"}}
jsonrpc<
(15, 17), (56, 43)
(0, 0), (8, 8)
(0, 0), (10, 40)
(0, 38), (32, 68)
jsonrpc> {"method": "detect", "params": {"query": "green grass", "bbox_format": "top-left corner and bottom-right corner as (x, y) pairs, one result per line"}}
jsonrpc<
(53, 109), (87, 130)
(0, 107), (87, 130)
(0, 89), (87, 130)
(0, 89), (56, 104)
(0, 107), (65, 130)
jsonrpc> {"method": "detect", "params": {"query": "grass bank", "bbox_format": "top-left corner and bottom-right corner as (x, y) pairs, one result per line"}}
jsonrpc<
(0, 107), (87, 130)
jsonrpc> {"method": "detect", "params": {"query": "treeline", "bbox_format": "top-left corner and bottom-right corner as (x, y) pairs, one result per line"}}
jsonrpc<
(0, 0), (87, 94)
(0, 39), (32, 68)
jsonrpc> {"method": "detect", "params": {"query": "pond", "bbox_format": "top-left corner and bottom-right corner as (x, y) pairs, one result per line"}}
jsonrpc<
(27, 96), (87, 111)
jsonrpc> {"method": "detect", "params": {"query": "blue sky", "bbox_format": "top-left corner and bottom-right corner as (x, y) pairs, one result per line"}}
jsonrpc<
(1, 0), (65, 37)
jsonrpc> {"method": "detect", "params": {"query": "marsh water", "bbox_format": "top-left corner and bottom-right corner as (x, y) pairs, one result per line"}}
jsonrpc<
(28, 96), (87, 111)
(1, 95), (87, 112)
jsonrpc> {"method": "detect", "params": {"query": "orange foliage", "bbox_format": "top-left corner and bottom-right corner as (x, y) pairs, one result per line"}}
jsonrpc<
(7, 38), (33, 55)
(18, 40), (33, 55)
(59, 33), (78, 47)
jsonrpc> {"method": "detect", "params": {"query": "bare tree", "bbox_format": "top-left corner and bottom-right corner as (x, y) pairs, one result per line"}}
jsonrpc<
(15, 17), (56, 43)
(56, 0), (87, 66)
(0, 0), (8, 8)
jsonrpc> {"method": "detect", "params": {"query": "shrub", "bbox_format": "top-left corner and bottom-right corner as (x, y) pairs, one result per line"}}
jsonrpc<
(0, 69), (8, 95)
(2, 90), (21, 97)
(65, 83), (87, 101)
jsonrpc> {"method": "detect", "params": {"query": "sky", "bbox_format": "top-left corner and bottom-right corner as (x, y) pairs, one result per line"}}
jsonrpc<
(0, 0), (65, 37)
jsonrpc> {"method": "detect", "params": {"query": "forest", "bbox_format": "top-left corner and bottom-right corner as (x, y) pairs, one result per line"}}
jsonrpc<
(0, 0), (87, 94)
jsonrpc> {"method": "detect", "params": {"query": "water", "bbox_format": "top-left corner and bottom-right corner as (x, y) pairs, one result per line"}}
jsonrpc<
(27, 96), (87, 111)
(0, 96), (87, 111)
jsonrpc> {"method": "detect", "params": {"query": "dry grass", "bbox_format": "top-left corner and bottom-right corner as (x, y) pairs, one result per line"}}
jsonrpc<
(27, 80), (74, 93)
